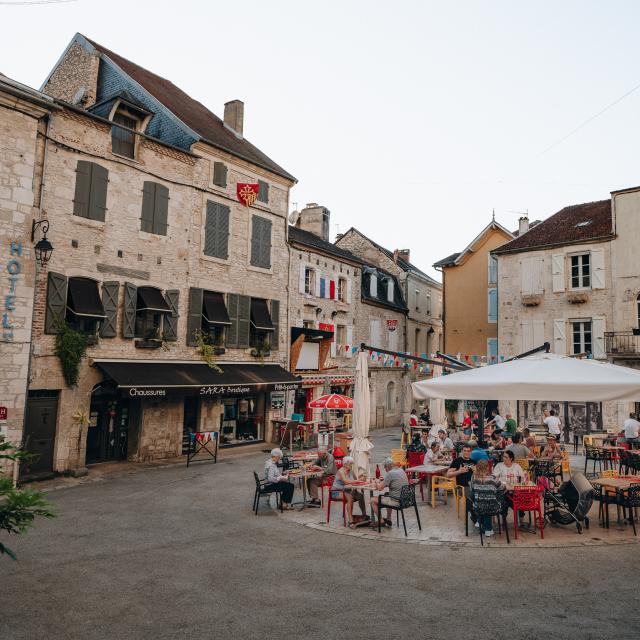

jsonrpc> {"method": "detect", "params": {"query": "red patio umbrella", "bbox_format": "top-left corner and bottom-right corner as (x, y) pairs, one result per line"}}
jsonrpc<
(307, 393), (353, 410)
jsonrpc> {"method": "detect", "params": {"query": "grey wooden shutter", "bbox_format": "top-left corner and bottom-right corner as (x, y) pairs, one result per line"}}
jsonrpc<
(186, 287), (203, 346)
(258, 180), (269, 203)
(100, 281), (119, 338)
(270, 299), (280, 351)
(121, 282), (137, 338)
(204, 201), (230, 259)
(153, 184), (169, 236)
(250, 216), (261, 266)
(237, 295), (251, 348)
(88, 163), (108, 222)
(44, 271), (67, 334)
(163, 290), (179, 341)
(261, 218), (272, 269)
(213, 162), (227, 187)
(226, 293), (239, 348)
(141, 182), (155, 233)
(250, 216), (271, 268)
(73, 161), (92, 218)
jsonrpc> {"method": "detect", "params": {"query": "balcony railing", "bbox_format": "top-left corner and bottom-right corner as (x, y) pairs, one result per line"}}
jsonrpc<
(605, 331), (640, 356)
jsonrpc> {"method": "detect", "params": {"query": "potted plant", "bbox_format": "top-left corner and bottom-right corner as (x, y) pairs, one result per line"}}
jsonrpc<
(251, 337), (271, 361)
(135, 327), (163, 349)
(194, 329), (223, 373)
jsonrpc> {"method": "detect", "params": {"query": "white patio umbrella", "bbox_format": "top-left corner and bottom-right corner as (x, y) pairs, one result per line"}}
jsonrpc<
(428, 364), (447, 442)
(412, 352), (640, 402)
(349, 350), (373, 476)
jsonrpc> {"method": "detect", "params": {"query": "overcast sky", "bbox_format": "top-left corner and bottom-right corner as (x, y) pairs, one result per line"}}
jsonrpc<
(2, 1), (640, 278)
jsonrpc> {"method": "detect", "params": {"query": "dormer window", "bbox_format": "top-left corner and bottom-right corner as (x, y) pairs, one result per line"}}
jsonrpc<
(111, 110), (139, 158)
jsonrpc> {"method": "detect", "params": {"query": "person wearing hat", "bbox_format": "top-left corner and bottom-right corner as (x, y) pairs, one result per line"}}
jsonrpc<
(307, 446), (336, 506)
(264, 448), (295, 510)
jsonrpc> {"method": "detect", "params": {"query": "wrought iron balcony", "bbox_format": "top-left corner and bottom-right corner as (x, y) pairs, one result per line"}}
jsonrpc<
(605, 331), (640, 356)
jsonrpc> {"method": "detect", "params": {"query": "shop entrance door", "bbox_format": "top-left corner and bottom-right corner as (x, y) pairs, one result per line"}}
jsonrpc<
(22, 392), (59, 478)
(86, 395), (129, 464)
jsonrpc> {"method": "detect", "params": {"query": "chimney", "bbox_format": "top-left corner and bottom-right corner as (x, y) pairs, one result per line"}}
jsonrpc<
(298, 203), (330, 241)
(518, 216), (529, 236)
(224, 100), (244, 138)
(395, 249), (410, 263)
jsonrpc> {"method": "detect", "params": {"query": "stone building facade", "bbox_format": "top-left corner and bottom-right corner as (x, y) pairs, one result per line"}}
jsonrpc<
(7, 34), (297, 477)
(0, 74), (55, 470)
(287, 204), (362, 422)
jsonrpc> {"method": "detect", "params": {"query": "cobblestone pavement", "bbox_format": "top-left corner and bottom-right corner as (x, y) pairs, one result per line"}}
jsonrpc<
(3, 430), (640, 640)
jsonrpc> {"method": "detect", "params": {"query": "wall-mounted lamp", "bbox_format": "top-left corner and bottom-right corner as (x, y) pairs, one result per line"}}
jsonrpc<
(31, 219), (54, 268)
(315, 307), (322, 317)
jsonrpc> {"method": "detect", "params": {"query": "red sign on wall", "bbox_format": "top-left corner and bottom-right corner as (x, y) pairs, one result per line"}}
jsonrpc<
(0, 406), (7, 422)
(386, 320), (398, 332)
(237, 183), (259, 207)
(319, 323), (334, 341)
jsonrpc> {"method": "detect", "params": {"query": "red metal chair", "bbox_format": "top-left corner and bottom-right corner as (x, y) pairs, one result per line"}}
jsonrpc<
(319, 474), (335, 508)
(326, 488), (347, 527)
(406, 451), (426, 501)
(510, 485), (544, 539)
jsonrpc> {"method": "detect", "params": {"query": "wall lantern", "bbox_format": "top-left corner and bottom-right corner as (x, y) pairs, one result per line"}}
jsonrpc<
(31, 219), (53, 268)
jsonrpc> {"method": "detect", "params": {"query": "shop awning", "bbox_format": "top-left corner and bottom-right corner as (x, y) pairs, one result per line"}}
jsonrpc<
(137, 287), (172, 313)
(94, 361), (301, 396)
(203, 291), (231, 326)
(250, 298), (274, 331)
(291, 327), (333, 342)
(67, 278), (106, 318)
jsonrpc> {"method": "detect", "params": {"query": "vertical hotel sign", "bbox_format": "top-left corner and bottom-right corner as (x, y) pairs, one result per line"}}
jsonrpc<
(2, 240), (22, 342)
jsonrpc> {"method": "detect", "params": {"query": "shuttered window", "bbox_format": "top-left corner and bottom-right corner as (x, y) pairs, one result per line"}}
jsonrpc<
(111, 112), (137, 159)
(73, 160), (108, 222)
(487, 288), (498, 323)
(250, 215), (272, 269)
(140, 182), (169, 235)
(257, 180), (269, 203)
(213, 162), (228, 188)
(44, 272), (68, 334)
(204, 201), (230, 259)
(100, 281), (119, 338)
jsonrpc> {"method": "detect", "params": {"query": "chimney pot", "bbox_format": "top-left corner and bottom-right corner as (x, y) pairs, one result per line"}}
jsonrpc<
(224, 100), (244, 138)
(395, 249), (410, 263)
(518, 216), (529, 236)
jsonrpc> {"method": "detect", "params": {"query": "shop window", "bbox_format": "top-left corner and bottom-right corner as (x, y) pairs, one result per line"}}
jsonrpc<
(111, 111), (138, 159)
(572, 320), (592, 355)
(220, 396), (264, 445)
(134, 286), (171, 339)
(65, 277), (106, 336)
(570, 253), (590, 289)
(386, 381), (395, 413)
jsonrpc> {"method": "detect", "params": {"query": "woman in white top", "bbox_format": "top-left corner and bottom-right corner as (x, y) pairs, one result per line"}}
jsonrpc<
(492, 451), (526, 485)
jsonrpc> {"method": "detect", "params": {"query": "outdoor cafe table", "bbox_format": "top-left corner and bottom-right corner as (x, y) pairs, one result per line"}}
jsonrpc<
(287, 467), (323, 510)
(344, 479), (388, 526)
(591, 476), (640, 528)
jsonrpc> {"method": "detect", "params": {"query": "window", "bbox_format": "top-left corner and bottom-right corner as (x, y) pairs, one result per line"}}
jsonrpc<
(141, 182), (169, 235)
(249, 298), (275, 348)
(336, 325), (346, 348)
(414, 328), (420, 352)
(338, 277), (347, 302)
(201, 290), (231, 347)
(487, 337), (498, 362)
(415, 289), (420, 312)
(65, 277), (106, 335)
(257, 180), (269, 203)
(212, 161), (228, 188)
(250, 215), (272, 269)
(488, 255), (498, 285)
(572, 320), (592, 355)
(637, 294), (640, 328)
(73, 160), (108, 221)
(204, 201), (230, 259)
(302, 319), (315, 329)
(386, 381), (395, 413)
(570, 253), (590, 289)
(111, 112), (137, 158)
(487, 288), (497, 323)
(305, 267), (316, 295)
(134, 287), (171, 339)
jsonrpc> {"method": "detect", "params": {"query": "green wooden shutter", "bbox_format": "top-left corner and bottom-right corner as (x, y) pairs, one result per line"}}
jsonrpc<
(89, 163), (108, 222)
(258, 180), (269, 203)
(100, 281), (119, 338)
(186, 287), (203, 346)
(215, 204), (230, 259)
(73, 160), (92, 218)
(213, 161), (227, 187)
(250, 215), (261, 267)
(140, 182), (155, 233)
(261, 218), (272, 269)
(121, 282), (137, 338)
(237, 295), (251, 348)
(163, 290), (179, 341)
(153, 184), (169, 236)
(226, 293), (239, 348)
(44, 271), (67, 334)
(270, 299), (280, 351)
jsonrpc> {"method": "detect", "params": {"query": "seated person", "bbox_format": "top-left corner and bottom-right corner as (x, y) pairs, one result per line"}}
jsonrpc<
(492, 450), (526, 484)
(409, 408), (419, 427)
(523, 428), (536, 450)
(469, 441), (489, 462)
(437, 429), (455, 452)
(505, 432), (533, 459)
(264, 448), (295, 510)
(542, 436), (563, 460)
(407, 432), (428, 455)
(331, 456), (367, 529)
(420, 408), (431, 424)
(447, 444), (475, 490)
(426, 442), (445, 463)
(489, 432), (506, 450)
(372, 457), (409, 527)
(307, 446), (337, 506)
(468, 460), (506, 537)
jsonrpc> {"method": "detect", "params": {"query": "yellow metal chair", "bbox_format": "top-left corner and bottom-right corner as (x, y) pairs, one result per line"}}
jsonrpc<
(390, 448), (407, 468)
(514, 459), (530, 472)
(431, 475), (456, 509)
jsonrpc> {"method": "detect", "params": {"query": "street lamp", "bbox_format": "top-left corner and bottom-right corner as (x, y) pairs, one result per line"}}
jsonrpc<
(31, 219), (53, 268)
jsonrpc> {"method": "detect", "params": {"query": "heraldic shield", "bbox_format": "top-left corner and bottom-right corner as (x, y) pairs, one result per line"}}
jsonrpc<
(237, 183), (259, 207)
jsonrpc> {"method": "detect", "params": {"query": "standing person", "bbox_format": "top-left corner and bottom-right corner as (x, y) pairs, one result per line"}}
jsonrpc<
(504, 413), (517, 438)
(461, 410), (473, 437)
(331, 456), (367, 529)
(372, 457), (409, 528)
(307, 446), (336, 506)
(544, 409), (562, 441)
(468, 460), (505, 537)
(623, 413), (640, 447)
(486, 409), (505, 432)
(264, 448), (295, 510)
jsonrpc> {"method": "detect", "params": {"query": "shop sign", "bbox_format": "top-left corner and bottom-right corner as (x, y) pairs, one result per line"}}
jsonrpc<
(386, 319), (398, 332)
(3, 240), (22, 342)
(128, 388), (167, 397)
(200, 385), (251, 396)
(0, 406), (7, 422)
(124, 382), (301, 397)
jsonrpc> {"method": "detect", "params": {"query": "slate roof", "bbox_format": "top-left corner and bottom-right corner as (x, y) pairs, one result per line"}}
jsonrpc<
(288, 226), (363, 264)
(493, 200), (613, 255)
(361, 267), (408, 313)
(432, 252), (461, 268)
(85, 37), (295, 182)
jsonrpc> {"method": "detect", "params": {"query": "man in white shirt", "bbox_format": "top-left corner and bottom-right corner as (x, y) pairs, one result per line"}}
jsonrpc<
(487, 409), (505, 432)
(437, 429), (454, 452)
(544, 410), (562, 442)
(623, 413), (640, 446)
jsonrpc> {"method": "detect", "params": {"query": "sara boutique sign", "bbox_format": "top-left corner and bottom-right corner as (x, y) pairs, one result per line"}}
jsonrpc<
(126, 382), (300, 398)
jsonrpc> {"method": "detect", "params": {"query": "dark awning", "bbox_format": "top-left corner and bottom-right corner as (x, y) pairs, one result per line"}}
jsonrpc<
(67, 278), (106, 318)
(203, 291), (231, 326)
(94, 361), (301, 396)
(137, 287), (172, 313)
(291, 327), (333, 342)
(250, 298), (274, 331)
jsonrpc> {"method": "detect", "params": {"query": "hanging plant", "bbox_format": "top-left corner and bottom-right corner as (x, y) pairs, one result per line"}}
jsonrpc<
(195, 329), (223, 373)
(54, 324), (88, 387)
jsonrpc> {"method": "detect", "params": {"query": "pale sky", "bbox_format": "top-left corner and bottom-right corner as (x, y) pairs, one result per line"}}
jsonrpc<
(2, 0), (640, 278)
